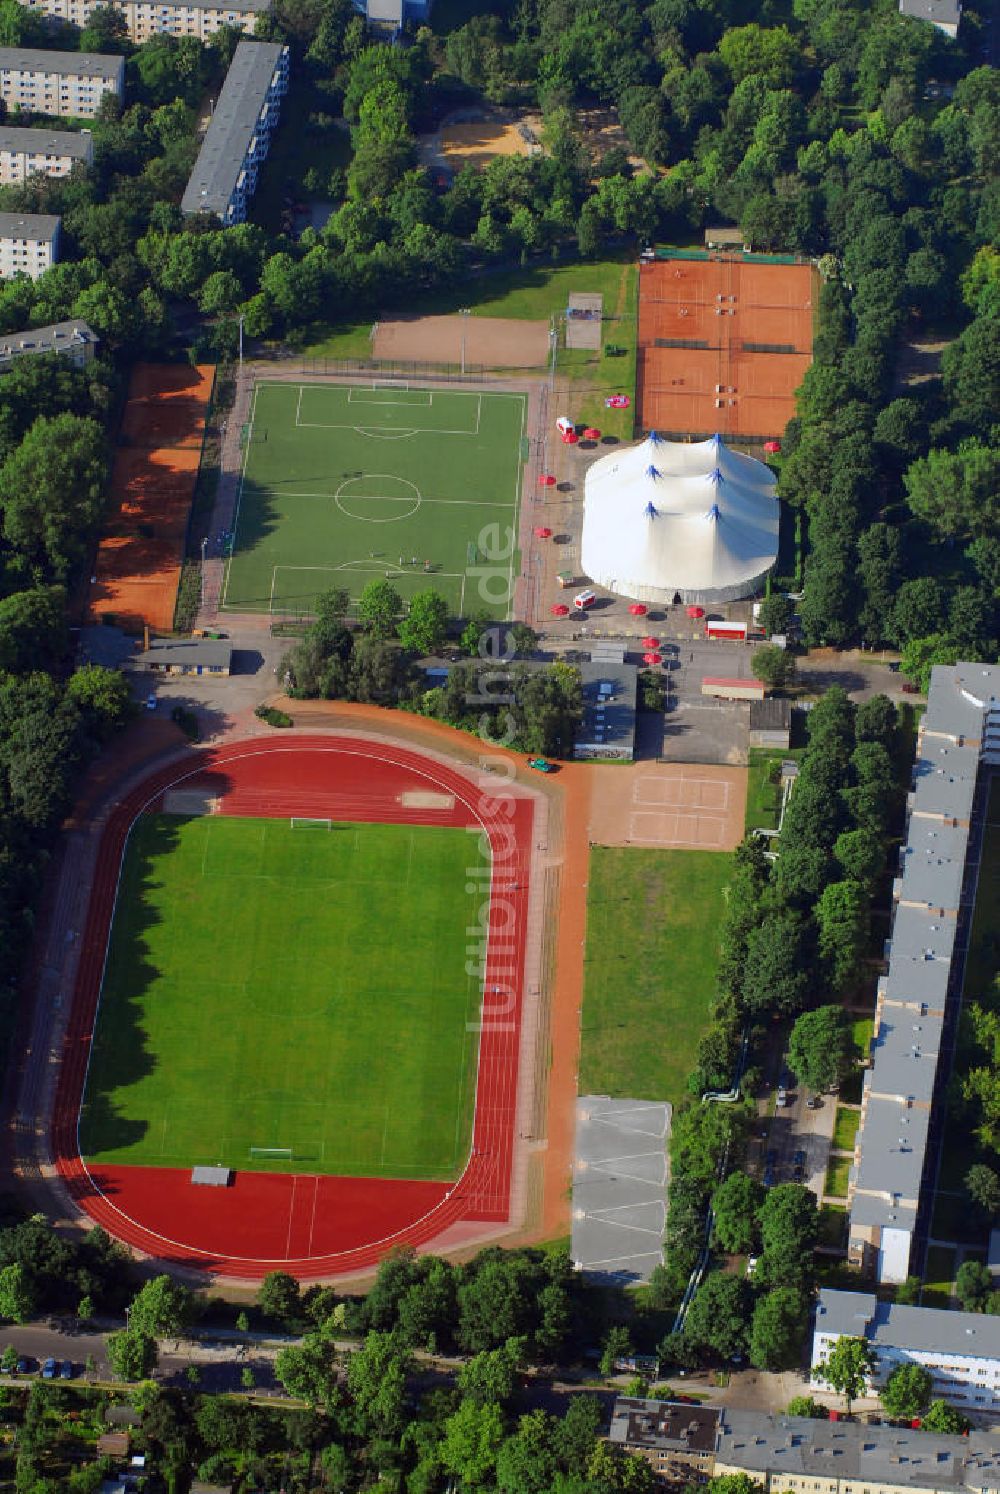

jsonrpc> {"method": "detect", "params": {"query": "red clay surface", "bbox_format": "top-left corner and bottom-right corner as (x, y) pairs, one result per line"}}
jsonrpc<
(637, 257), (816, 438)
(52, 737), (533, 1279)
(88, 364), (214, 635)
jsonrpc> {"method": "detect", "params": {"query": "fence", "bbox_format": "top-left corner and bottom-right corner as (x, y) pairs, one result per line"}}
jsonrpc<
(269, 356), (522, 383)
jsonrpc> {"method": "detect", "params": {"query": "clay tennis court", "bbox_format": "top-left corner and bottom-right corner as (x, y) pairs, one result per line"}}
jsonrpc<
(637, 257), (816, 437)
(589, 762), (746, 851)
(88, 364), (213, 633)
(372, 314), (550, 369)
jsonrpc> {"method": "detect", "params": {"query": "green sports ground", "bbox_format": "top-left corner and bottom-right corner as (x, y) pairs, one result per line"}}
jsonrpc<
(222, 381), (527, 619)
(80, 814), (483, 1179)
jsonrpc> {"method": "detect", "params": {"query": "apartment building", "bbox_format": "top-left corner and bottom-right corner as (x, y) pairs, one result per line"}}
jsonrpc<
(847, 662), (1000, 1284)
(20, 0), (270, 42)
(0, 125), (92, 184)
(813, 1290), (1000, 1415)
(0, 317), (97, 369)
(899, 0), (961, 38)
(180, 40), (288, 224)
(610, 1401), (1000, 1492)
(0, 48), (124, 119)
(0, 212), (60, 279)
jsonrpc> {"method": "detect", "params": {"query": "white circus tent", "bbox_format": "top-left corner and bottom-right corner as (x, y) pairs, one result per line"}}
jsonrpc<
(580, 432), (779, 605)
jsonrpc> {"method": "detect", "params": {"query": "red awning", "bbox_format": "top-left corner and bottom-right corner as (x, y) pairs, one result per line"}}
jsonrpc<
(643, 653), (662, 665)
(686, 605), (705, 618)
(641, 635), (659, 648)
(764, 440), (782, 454)
(628, 603), (648, 616)
(538, 473), (556, 486)
(550, 603), (570, 616)
(562, 431), (579, 445)
(533, 526), (553, 539)
(583, 427), (601, 440)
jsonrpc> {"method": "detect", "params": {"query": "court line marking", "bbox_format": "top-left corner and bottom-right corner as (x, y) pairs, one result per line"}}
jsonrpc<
(273, 490), (516, 509)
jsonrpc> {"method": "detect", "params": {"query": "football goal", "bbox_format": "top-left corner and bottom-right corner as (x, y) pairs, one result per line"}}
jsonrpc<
(290, 818), (332, 830)
(249, 1146), (293, 1161)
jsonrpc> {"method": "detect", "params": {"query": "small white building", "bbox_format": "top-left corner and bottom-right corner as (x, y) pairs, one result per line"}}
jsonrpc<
(0, 125), (91, 184)
(0, 317), (97, 369)
(813, 1289), (1000, 1414)
(0, 47), (124, 119)
(0, 212), (60, 280)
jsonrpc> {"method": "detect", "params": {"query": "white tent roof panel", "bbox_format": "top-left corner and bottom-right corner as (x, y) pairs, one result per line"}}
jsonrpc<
(580, 432), (779, 605)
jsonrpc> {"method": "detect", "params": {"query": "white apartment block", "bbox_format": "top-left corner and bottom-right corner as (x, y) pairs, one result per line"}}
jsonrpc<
(0, 125), (92, 184)
(0, 212), (60, 279)
(20, 0), (270, 42)
(847, 662), (1000, 1284)
(0, 48), (124, 120)
(181, 40), (288, 224)
(813, 1289), (1000, 1415)
(0, 318), (97, 370)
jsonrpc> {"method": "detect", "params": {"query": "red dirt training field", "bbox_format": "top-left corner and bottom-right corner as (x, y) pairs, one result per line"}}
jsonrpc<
(52, 737), (533, 1279)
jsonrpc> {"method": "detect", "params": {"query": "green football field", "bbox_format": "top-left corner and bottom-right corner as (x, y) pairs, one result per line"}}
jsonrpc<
(221, 381), (527, 618)
(80, 814), (484, 1178)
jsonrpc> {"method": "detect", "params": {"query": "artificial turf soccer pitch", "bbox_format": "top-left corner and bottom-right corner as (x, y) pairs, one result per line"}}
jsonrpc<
(221, 381), (527, 619)
(79, 814), (484, 1179)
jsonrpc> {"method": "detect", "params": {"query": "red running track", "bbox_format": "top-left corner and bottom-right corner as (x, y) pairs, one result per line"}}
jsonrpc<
(51, 736), (533, 1278)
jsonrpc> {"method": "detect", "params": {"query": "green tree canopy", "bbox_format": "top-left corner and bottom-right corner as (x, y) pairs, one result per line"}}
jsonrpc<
(358, 578), (403, 639)
(0, 413), (106, 581)
(398, 588), (450, 655)
(787, 1005), (853, 1092)
(750, 644), (796, 689)
(881, 1362), (932, 1420)
(749, 1289), (809, 1371)
(106, 1329), (158, 1382)
(711, 1171), (765, 1255)
(812, 1335), (875, 1411)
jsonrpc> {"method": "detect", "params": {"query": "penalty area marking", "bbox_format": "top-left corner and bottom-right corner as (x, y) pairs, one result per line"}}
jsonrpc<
(294, 386), (482, 437)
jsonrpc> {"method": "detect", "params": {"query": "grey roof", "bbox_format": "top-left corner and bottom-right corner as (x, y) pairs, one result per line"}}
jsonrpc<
(0, 318), (95, 360)
(867, 1011), (942, 1104)
(139, 638), (232, 668)
(181, 41), (285, 217)
(880, 953), (950, 1009)
(886, 902), (958, 968)
(609, 1400), (720, 1454)
(718, 1409), (986, 1489)
(897, 816), (968, 910)
(0, 125), (91, 158)
(851, 1095), (928, 1207)
(0, 46), (124, 80)
(922, 663), (1000, 742)
(899, 0), (961, 24)
(577, 661), (637, 758)
(0, 210), (59, 240)
(911, 741), (979, 819)
(816, 1288), (1000, 1361)
(749, 697), (791, 730)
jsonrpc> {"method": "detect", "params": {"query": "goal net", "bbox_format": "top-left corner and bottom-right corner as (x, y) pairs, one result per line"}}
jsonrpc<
(290, 817), (332, 830)
(249, 1146), (293, 1160)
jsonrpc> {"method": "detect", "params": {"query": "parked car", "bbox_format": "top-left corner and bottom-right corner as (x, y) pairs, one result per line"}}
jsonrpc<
(15, 1357), (31, 1376)
(776, 1086), (788, 1107)
(805, 1095), (821, 1110)
(746, 1255), (759, 1279)
(145, 692), (157, 711)
(60, 1361), (74, 1380)
(41, 1358), (56, 1380)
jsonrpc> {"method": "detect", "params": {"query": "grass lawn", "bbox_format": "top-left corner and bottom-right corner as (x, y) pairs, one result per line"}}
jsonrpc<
(745, 747), (805, 833)
(825, 1157), (851, 1199)
(817, 1204), (848, 1251)
(578, 847), (730, 1104)
(80, 814), (482, 1178)
(299, 256), (640, 440)
(223, 381), (525, 619)
(832, 1107), (860, 1153)
(922, 1244), (956, 1307)
(851, 1016), (874, 1059)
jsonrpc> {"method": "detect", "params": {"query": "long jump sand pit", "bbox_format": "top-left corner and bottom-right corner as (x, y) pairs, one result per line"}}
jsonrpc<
(372, 314), (550, 369)
(589, 762), (746, 851)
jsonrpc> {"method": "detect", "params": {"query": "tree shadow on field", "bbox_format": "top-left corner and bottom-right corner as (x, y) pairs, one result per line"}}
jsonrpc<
(79, 813), (188, 1159)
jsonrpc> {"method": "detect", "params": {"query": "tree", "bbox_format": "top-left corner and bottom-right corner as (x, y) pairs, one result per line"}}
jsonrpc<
(966, 1164), (1000, 1219)
(357, 578), (402, 640)
(900, 634), (963, 692)
(0, 587), (66, 674)
(346, 1331), (412, 1438)
(0, 413), (106, 581)
(711, 1172), (765, 1255)
(106, 1329), (158, 1382)
(816, 880), (868, 992)
(127, 1275), (195, 1340)
(812, 1336), (875, 1412)
(881, 1363), (932, 1420)
(398, 588), (449, 655)
(956, 1259), (992, 1313)
(758, 1184), (818, 1289)
(66, 666), (133, 743)
(750, 645), (796, 690)
(891, 577), (946, 646)
(682, 1272), (751, 1362)
(440, 1398), (505, 1490)
(750, 1289), (808, 1371)
(257, 1270), (300, 1325)
(787, 1006), (853, 1093)
(742, 913), (812, 1017)
(922, 1400), (971, 1435)
(509, 623), (538, 656)
(903, 441), (1000, 541)
(706, 1476), (765, 1494)
(757, 593), (792, 637)
(599, 1324), (633, 1376)
(785, 1395), (828, 1418)
(0, 1264), (36, 1323)
(274, 1332), (340, 1409)
(833, 827), (884, 889)
(458, 1338), (525, 1406)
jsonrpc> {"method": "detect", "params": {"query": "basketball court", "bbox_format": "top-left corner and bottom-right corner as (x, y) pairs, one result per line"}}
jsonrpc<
(588, 761), (746, 851)
(636, 256), (817, 438)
